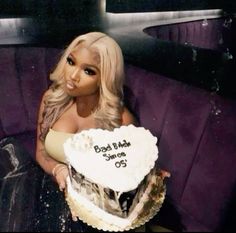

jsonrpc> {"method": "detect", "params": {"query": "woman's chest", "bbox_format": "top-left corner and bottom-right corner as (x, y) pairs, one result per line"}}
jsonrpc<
(52, 106), (97, 133)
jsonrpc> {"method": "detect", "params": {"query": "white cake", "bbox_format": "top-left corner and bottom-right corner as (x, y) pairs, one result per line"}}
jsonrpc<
(64, 125), (166, 231)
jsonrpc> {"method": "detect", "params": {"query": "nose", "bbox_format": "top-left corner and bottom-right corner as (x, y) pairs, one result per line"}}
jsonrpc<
(70, 68), (80, 81)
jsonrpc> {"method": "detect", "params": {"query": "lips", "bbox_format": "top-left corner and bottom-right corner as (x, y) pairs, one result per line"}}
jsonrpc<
(66, 81), (76, 90)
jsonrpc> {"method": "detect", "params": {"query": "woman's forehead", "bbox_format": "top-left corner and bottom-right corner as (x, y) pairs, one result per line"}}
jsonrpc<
(71, 45), (100, 64)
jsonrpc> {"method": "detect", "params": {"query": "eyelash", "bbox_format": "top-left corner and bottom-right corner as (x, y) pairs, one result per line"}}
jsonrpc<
(66, 57), (74, 66)
(84, 68), (96, 76)
(66, 57), (96, 76)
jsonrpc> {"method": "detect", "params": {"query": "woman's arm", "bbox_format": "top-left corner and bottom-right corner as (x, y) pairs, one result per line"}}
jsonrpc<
(36, 89), (68, 191)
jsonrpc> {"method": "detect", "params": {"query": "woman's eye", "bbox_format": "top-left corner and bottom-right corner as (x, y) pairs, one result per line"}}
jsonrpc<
(66, 57), (75, 66)
(84, 68), (96, 76)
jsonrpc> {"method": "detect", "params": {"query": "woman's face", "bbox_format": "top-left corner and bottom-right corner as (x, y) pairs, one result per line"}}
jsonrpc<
(64, 45), (100, 97)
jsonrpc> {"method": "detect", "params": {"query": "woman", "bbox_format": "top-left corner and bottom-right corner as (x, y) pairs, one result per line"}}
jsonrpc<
(34, 32), (136, 231)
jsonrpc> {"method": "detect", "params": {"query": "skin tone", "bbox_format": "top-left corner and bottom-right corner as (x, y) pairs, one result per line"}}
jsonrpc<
(36, 45), (136, 194)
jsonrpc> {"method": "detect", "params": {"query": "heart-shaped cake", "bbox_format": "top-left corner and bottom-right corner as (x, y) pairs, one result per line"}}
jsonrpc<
(64, 125), (166, 231)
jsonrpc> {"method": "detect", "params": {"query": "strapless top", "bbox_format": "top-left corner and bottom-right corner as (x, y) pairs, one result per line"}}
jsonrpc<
(44, 129), (73, 163)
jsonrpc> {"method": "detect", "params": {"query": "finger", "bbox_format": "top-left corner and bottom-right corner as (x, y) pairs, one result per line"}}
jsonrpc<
(71, 212), (78, 221)
(59, 182), (66, 191)
(160, 170), (171, 178)
(164, 171), (171, 178)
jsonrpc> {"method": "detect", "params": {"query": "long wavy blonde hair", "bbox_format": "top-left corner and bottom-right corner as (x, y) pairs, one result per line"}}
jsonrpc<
(40, 32), (125, 141)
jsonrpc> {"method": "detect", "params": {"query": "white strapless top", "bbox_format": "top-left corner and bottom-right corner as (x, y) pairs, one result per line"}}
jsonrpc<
(44, 129), (73, 163)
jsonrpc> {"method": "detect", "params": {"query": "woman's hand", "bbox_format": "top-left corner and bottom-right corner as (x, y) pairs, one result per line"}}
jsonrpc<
(52, 164), (69, 191)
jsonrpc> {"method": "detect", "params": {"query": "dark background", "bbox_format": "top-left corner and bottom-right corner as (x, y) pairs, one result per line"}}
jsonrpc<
(106, 0), (235, 13)
(0, 0), (235, 16)
(0, 0), (235, 98)
(0, 0), (235, 46)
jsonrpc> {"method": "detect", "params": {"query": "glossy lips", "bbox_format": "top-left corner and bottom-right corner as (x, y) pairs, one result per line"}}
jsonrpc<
(66, 81), (76, 90)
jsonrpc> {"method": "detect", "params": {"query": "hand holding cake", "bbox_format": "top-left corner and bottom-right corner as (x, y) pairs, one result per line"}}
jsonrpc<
(52, 163), (69, 191)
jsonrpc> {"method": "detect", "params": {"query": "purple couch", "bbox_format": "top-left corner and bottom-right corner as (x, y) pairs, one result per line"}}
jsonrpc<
(143, 18), (233, 52)
(0, 45), (236, 232)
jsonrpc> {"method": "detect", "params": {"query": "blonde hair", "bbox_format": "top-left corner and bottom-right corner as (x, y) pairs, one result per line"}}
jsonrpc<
(40, 32), (125, 141)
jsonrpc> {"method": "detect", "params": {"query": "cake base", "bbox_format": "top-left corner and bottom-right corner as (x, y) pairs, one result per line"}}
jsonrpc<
(65, 174), (166, 232)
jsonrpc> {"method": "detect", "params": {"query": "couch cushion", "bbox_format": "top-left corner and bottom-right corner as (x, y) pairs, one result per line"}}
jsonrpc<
(0, 47), (62, 137)
(180, 96), (236, 230)
(143, 18), (230, 51)
(16, 47), (49, 131)
(125, 63), (236, 231)
(0, 48), (28, 135)
(0, 119), (5, 140)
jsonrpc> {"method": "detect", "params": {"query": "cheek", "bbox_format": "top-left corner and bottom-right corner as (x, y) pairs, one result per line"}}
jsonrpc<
(63, 67), (70, 78)
(85, 74), (100, 87)
(85, 79), (100, 91)
(96, 75), (101, 87)
(75, 77), (100, 95)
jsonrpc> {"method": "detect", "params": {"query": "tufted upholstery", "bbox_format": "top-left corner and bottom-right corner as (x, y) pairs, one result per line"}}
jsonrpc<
(143, 18), (233, 52)
(124, 64), (236, 231)
(0, 46), (236, 231)
(0, 46), (62, 155)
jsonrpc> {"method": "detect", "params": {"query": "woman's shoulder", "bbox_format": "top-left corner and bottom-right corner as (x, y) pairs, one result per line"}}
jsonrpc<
(42, 88), (53, 99)
(121, 107), (138, 126)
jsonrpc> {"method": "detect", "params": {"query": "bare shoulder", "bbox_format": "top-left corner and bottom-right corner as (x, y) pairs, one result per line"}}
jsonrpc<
(38, 88), (53, 108)
(42, 88), (52, 100)
(121, 107), (137, 126)
(37, 88), (52, 118)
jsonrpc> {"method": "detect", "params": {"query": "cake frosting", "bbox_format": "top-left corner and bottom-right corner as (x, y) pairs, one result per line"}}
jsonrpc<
(64, 125), (166, 231)
(64, 125), (158, 192)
